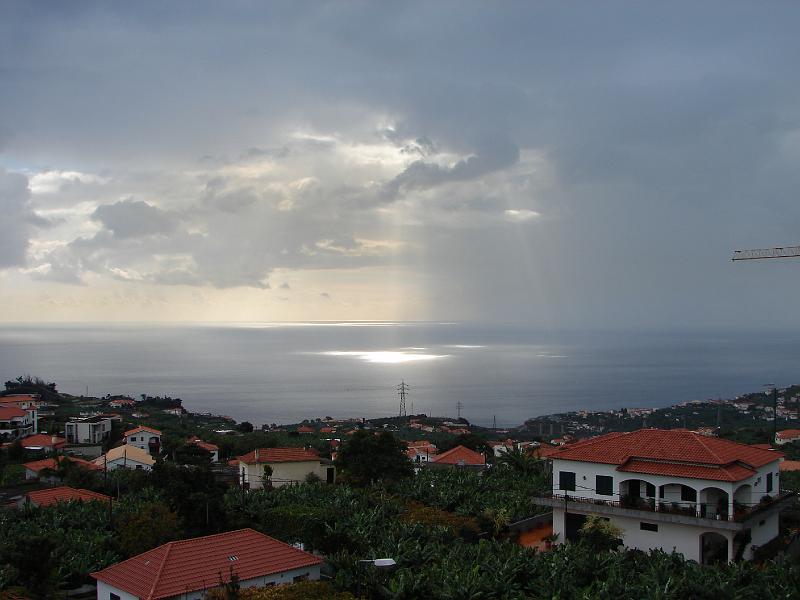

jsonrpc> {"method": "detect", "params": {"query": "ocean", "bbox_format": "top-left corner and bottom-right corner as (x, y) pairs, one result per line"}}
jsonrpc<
(0, 322), (797, 428)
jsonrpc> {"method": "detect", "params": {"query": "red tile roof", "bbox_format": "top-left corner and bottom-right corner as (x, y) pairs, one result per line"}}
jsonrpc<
(551, 429), (782, 482)
(531, 444), (561, 459)
(407, 440), (437, 449)
(750, 443), (772, 450)
(237, 448), (321, 464)
(91, 528), (322, 600)
(20, 434), (66, 449)
(0, 406), (27, 419)
(780, 460), (800, 472)
(431, 445), (486, 466)
(776, 429), (800, 440)
(125, 426), (162, 436)
(24, 456), (99, 474)
(319, 427), (336, 433)
(193, 440), (219, 452)
(26, 486), (110, 507)
(617, 459), (757, 482)
(297, 426), (315, 433)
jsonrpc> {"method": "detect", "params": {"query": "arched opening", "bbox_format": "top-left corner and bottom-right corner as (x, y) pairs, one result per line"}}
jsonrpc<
(700, 531), (728, 565)
(619, 478), (656, 509)
(699, 486), (729, 520)
(658, 483), (698, 515)
(734, 484), (753, 519)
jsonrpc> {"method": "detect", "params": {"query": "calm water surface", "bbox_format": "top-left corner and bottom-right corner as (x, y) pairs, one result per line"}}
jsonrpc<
(0, 323), (797, 427)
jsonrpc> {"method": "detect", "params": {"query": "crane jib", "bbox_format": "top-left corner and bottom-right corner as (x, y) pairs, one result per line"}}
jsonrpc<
(732, 246), (800, 261)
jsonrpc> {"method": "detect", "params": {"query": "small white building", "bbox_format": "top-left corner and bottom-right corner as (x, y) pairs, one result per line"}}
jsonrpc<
(91, 528), (322, 600)
(65, 416), (113, 444)
(406, 441), (438, 463)
(775, 429), (800, 445)
(487, 439), (515, 457)
(188, 437), (220, 462)
(237, 448), (335, 488)
(0, 406), (35, 442)
(124, 426), (162, 454)
(95, 444), (155, 471)
(536, 429), (792, 564)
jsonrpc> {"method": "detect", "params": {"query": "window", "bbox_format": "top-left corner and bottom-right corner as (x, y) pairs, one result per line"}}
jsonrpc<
(766, 473), (773, 493)
(680, 485), (697, 502)
(293, 573), (309, 583)
(640, 522), (658, 532)
(110, 594), (121, 600)
(596, 475), (613, 496)
(645, 483), (656, 497)
(559, 471), (576, 492)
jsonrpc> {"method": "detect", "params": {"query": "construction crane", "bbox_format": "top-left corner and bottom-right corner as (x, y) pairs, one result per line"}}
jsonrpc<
(731, 246), (800, 261)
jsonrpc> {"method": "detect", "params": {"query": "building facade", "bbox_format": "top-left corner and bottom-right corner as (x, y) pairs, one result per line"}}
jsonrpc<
(65, 416), (113, 444)
(237, 448), (335, 488)
(124, 426), (162, 454)
(535, 429), (792, 563)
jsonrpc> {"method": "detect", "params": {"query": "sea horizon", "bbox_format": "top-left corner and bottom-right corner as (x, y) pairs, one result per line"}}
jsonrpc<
(1, 321), (797, 428)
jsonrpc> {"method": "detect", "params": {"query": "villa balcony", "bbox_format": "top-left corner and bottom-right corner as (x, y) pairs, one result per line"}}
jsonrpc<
(533, 491), (796, 531)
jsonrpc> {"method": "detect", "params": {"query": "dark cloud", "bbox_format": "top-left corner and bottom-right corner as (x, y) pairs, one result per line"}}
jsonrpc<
(92, 199), (178, 239)
(3, 3), (800, 327)
(0, 168), (33, 268)
(383, 136), (520, 200)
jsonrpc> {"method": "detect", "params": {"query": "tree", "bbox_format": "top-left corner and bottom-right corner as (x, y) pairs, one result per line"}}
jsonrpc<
(495, 447), (544, 475)
(116, 501), (182, 556)
(578, 515), (623, 552)
(174, 443), (213, 466)
(6, 439), (24, 462)
(238, 421), (254, 433)
(335, 430), (412, 485)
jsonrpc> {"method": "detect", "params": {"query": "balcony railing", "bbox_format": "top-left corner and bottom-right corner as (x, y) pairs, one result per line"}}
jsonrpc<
(536, 491), (795, 523)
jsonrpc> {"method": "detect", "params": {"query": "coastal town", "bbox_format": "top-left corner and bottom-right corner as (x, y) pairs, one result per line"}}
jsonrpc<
(2, 375), (800, 598)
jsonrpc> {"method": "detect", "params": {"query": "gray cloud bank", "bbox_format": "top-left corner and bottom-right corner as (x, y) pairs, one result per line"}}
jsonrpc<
(1, 2), (800, 327)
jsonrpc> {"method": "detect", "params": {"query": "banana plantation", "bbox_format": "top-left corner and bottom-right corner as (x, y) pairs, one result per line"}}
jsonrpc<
(2, 450), (800, 598)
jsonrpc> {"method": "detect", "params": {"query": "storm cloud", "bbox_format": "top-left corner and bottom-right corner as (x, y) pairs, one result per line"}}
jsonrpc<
(1, 2), (800, 327)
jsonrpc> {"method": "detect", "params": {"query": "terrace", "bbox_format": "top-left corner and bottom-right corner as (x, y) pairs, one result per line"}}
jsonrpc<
(534, 490), (796, 530)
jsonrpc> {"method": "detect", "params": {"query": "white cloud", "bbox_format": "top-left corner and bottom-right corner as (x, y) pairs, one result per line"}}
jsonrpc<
(29, 170), (109, 195)
(504, 209), (540, 222)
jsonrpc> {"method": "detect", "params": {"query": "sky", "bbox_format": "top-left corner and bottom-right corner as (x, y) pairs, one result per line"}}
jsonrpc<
(1, 2), (800, 329)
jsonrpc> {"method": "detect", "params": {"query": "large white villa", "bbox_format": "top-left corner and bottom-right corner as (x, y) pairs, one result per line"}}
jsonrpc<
(535, 429), (794, 564)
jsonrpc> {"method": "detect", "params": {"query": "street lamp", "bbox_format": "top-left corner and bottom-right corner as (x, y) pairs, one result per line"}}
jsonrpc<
(764, 384), (778, 445)
(355, 558), (396, 596)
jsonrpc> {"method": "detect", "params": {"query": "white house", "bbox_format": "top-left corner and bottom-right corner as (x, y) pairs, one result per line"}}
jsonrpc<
(487, 439), (515, 457)
(65, 416), (113, 444)
(124, 426), (162, 454)
(188, 437), (220, 462)
(237, 448), (335, 488)
(94, 444), (155, 471)
(406, 441), (438, 463)
(775, 429), (800, 445)
(535, 429), (792, 564)
(91, 528), (322, 600)
(0, 406), (35, 442)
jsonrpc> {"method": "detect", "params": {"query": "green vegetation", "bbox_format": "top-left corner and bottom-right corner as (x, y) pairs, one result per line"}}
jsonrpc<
(3, 377), (800, 598)
(334, 429), (414, 485)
